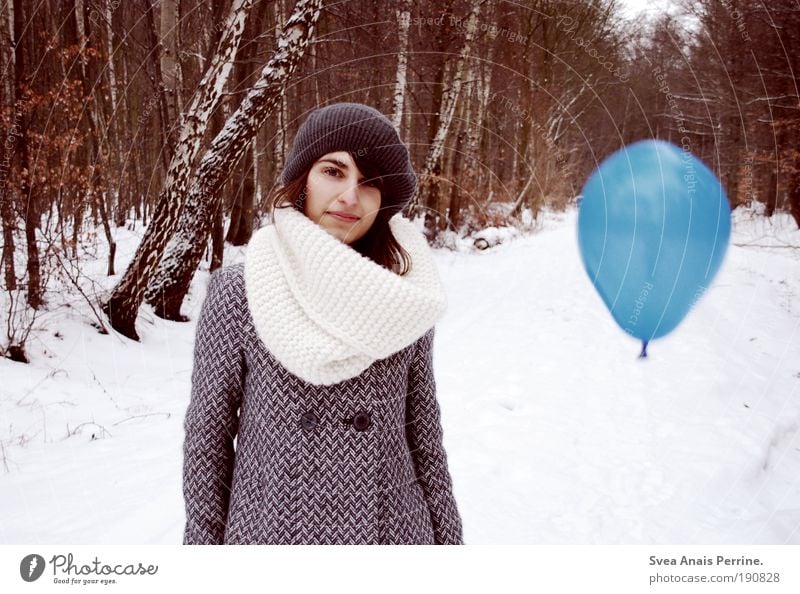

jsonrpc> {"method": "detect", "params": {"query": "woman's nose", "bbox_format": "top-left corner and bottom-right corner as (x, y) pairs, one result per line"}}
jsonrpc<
(337, 180), (360, 204)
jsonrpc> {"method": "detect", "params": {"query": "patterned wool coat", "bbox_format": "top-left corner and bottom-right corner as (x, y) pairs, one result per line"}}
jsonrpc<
(182, 263), (464, 545)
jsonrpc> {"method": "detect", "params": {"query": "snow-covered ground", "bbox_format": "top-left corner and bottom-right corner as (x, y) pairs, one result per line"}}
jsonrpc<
(2, 205), (799, 544)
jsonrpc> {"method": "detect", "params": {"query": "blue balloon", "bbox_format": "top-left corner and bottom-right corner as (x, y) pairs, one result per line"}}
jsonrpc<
(577, 140), (731, 355)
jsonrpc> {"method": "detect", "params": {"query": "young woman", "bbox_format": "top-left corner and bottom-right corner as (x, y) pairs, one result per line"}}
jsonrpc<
(182, 102), (464, 545)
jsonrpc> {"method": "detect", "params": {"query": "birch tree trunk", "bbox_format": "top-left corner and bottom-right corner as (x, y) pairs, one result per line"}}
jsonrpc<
(272, 0), (288, 180)
(102, 0), (254, 340)
(144, 0), (323, 322)
(391, 0), (412, 132)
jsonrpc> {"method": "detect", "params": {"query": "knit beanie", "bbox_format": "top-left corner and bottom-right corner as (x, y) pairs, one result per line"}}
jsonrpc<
(280, 103), (417, 217)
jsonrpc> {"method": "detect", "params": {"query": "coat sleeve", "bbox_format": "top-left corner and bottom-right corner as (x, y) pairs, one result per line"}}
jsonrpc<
(405, 326), (464, 545)
(182, 267), (245, 545)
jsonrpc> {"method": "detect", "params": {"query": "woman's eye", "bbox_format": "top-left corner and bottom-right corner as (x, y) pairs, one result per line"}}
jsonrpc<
(323, 167), (343, 177)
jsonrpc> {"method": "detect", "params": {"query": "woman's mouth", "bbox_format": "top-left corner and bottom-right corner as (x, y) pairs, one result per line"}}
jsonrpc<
(327, 211), (359, 222)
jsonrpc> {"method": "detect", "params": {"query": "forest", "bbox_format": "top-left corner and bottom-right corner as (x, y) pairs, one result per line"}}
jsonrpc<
(2, 0), (799, 358)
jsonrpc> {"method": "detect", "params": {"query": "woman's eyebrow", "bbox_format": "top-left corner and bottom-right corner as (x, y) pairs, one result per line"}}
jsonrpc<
(318, 158), (350, 169)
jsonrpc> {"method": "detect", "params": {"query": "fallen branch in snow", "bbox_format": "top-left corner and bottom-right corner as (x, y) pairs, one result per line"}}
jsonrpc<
(112, 413), (171, 426)
(67, 422), (112, 440)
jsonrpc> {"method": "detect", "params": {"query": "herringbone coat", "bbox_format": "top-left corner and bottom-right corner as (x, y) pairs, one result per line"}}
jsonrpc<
(182, 263), (464, 544)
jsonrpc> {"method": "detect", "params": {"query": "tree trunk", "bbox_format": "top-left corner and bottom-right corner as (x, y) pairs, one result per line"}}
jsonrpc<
(102, 0), (254, 339)
(119, 50), (138, 227)
(144, 0), (322, 322)
(1, 0), (17, 291)
(391, 0), (412, 131)
(227, 138), (256, 245)
(160, 0), (182, 143)
(13, 0), (40, 309)
(473, 37), (493, 204)
(23, 179), (40, 309)
(446, 96), (467, 232)
(787, 166), (800, 228)
(448, 77), (475, 232)
(211, 199), (224, 272)
(765, 168), (778, 218)
(271, 0), (288, 185)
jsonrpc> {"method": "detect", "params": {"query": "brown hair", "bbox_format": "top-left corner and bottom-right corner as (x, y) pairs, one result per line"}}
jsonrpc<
(264, 161), (412, 276)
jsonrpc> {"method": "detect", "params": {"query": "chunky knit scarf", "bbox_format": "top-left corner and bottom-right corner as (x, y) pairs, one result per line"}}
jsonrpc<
(243, 206), (447, 386)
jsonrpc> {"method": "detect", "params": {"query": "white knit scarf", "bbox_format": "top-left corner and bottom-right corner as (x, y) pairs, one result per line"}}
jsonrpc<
(243, 206), (447, 386)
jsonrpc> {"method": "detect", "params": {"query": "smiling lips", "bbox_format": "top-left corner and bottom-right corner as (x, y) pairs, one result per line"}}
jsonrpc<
(327, 211), (360, 222)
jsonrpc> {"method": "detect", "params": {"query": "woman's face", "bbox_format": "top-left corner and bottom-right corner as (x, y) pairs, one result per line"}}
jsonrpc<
(303, 151), (382, 244)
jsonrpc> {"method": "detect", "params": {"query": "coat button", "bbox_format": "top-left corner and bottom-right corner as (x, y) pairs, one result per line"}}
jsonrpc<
(352, 412), (371, 431)
(300, 411), (318, 431)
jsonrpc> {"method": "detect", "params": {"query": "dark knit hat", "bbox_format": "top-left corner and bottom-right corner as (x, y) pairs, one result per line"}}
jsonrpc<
(281, 102), (417, 217)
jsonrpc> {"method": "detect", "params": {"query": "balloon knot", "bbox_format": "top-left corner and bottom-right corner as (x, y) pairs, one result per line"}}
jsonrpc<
(638, 340), (649, 359)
